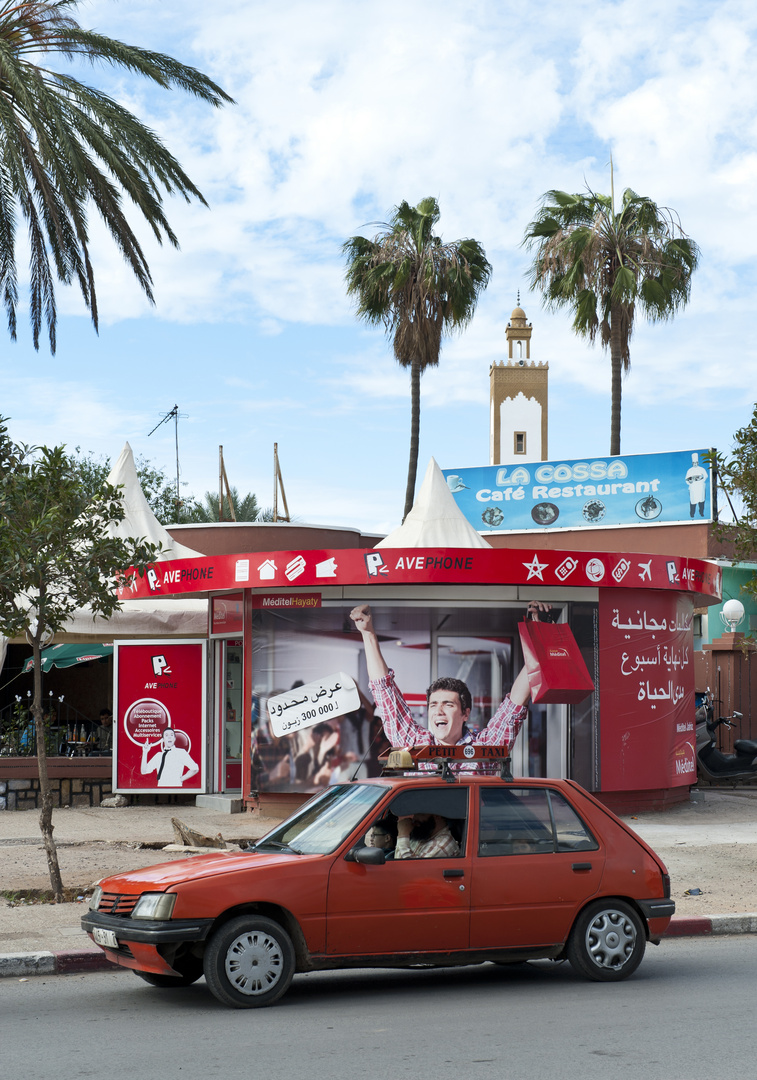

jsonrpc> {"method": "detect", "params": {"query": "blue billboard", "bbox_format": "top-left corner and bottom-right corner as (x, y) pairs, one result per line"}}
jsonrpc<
(442, 449), (713, 533)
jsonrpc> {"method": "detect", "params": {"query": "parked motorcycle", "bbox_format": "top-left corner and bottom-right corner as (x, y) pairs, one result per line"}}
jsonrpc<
(696, 689), (757, 782)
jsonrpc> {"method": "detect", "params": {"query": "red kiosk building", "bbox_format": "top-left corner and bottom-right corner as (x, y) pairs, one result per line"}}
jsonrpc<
(115, 519), (721, 816)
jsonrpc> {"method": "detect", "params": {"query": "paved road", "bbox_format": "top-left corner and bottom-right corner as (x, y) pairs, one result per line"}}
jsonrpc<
(2, 936), (755, 1080)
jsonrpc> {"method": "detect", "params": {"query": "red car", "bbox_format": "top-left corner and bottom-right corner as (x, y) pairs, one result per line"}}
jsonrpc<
(82, 759), (674, 1008)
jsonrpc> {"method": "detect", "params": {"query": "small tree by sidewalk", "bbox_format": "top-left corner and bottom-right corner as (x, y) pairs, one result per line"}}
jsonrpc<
(711, 405), (757, 597)
(0, 420), (158, 900)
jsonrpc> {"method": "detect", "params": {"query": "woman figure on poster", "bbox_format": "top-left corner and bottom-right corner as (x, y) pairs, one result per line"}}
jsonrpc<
(140, 728), (199, 788)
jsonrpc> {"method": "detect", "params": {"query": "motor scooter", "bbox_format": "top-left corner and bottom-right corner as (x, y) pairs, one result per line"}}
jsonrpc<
(696, 689), (757, 782)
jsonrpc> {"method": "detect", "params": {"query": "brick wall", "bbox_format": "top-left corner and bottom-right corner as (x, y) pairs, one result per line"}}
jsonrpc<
(0, 757), (112, 811)
(0, 774), (112, 810)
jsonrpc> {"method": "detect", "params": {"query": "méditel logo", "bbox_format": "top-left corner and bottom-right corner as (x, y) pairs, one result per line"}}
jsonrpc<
(547, 647), (570, 659)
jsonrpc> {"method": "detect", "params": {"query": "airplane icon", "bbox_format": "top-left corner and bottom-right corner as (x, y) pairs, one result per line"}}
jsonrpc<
(638, 559), (652, 582)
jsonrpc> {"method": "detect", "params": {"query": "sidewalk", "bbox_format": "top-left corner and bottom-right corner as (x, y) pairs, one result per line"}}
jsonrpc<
(1, 789), (756, 978)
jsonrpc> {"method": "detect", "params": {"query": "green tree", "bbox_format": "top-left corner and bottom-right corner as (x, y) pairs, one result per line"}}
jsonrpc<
(70, 448), (197, 524)
(711, 407), (757, 597)
(0, 0), (233, 352)
(0, 419), (158, 899)
(343, 197), (492, 520)
(187, 487), (273, 523)
(523, 179), (699, 456)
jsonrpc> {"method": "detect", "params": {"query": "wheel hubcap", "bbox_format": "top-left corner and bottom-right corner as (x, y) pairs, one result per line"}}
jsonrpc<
(224, 930), (284, 996)
(586, 910), (636, 970)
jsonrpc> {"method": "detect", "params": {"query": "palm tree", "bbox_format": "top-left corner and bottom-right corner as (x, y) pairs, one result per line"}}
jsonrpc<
(523, 179), (699, 456)
(0, 0), (233, 352)
(343, 197), (492, 520)
(188, 487), (274, 523)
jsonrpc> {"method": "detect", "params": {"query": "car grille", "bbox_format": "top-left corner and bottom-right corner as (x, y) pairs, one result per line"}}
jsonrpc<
(97, 892), (139, 916)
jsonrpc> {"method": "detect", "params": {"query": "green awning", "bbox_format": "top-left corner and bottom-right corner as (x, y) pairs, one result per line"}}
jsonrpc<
(23, 642), (113, 674)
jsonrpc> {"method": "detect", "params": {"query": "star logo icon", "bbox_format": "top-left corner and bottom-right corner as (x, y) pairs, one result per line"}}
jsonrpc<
(523, 554), (548, 581)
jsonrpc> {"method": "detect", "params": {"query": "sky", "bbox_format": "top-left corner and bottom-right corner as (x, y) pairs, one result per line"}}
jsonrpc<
(1, 0), (756, 536)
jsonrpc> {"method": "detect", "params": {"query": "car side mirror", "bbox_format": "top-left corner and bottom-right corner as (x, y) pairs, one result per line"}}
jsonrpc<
(352, 846), (386, 866)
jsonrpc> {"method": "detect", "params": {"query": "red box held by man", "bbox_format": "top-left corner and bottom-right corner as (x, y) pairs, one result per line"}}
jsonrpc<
(518, 620), (594, 704)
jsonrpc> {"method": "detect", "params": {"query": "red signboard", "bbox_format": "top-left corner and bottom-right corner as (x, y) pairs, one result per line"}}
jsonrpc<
(114, 641), (207, 793)
(211, 594), (243, 634)
(598, 591), (695, 791)
(119, 546), (722, 603)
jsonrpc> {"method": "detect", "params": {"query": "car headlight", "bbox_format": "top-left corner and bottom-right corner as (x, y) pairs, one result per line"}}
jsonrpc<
(89, 886), (102, 912)
(131, 892), (177, 920)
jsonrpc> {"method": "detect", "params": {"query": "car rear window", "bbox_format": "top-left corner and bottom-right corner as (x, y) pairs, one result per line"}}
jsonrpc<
(478, 787), (597, 856)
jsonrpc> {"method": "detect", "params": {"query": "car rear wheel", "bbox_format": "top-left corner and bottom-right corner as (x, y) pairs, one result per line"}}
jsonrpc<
(203, 915), (295, 1008)
(567, 899), (646, 982)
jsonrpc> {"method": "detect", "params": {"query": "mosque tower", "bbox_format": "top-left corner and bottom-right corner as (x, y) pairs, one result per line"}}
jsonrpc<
(489, 296), (548, 465)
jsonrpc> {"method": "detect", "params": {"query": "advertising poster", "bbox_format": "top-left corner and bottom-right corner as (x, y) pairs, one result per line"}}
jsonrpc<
(598, 591), (695, 791)
(114, 640), (207, 794)
(442, 448), (713, 533)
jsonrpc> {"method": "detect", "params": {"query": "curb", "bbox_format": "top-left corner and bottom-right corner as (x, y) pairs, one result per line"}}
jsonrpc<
(2, 913), (757, 978)
(0, 949), (119, 979)
(663, 913), (757, 937)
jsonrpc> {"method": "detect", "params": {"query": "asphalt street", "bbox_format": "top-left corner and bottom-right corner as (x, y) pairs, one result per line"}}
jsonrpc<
(1, 936), (755, 1080)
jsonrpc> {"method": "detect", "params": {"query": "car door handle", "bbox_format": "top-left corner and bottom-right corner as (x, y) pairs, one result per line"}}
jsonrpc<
(572, 862), (593, 872)
(443, 869), (465, 878)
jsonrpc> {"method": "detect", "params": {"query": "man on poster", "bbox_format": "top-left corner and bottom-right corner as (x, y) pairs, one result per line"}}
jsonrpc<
(350, 602), (546, 768)
(140, 728), (199, 788)
(685, 452), (708, 518)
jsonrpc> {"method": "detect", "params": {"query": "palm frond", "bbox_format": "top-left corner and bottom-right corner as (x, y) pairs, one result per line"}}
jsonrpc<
(0, 0), (232, 352)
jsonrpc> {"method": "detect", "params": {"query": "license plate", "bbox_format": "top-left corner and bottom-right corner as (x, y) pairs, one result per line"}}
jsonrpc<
(93, 927), (119, 949)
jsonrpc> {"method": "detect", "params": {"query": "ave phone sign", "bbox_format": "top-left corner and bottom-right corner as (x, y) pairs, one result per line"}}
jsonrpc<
(443, 448), (713, 533)
(267, 673), (359, 738)
(114, 640), (207, 794)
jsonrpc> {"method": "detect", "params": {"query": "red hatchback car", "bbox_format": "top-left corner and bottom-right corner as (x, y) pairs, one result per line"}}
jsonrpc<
(82, 763), (674, 1009)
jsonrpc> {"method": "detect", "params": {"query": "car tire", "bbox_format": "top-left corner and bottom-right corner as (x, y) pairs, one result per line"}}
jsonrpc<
(133, 966), (202, 988)
(203, 915), (296, 1009)
(566, 899), (646, 982)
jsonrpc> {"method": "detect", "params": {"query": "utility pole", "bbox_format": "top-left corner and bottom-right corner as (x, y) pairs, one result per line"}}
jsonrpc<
(218, 446), (236, 521)
(273, 443), (290, 522)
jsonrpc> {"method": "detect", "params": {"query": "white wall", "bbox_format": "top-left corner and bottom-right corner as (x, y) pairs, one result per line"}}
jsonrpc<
(499, 393), (543, 462)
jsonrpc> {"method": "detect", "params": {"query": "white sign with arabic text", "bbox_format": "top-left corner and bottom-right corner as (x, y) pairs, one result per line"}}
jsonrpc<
(267, 672), (360, 737)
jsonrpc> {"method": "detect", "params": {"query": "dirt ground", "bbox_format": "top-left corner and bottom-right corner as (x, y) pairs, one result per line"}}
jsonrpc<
(1, 791), (755, 917)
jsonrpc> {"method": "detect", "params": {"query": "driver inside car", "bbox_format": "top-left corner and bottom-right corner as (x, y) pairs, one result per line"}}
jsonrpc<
(395, 812), (460, 859)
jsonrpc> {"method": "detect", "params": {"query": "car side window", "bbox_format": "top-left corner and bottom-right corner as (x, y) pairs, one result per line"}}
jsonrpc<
(478, 788), (598, 857)
(385, 787), (468, 858)
(549, 791), (598, 852)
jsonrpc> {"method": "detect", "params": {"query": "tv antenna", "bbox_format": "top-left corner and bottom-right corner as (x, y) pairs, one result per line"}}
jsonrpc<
(148, 405), (188, 518)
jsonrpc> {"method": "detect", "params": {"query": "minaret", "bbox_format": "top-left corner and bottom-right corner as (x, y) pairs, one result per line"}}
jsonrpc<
(489, 296), (548, 464)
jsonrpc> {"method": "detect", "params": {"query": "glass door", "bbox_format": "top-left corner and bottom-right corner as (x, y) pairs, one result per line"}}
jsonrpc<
(221, 638), (243, 791)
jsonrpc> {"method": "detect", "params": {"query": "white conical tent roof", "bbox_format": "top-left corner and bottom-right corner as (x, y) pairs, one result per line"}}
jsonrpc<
(106, 442), (201, 560)
(377, 458), (490, 549)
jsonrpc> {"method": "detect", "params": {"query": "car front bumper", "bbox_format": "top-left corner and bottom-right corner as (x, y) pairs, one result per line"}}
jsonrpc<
(81, 910), (214, 946)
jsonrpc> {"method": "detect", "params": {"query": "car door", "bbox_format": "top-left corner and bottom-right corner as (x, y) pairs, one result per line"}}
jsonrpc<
(326, 785), (471, 956)
(469, 785), (605, 949)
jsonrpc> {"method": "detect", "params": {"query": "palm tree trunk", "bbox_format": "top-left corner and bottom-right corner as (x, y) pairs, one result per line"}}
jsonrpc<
(32, 642), (64, 901)
(609, 304), (623, 456)
(403, 358), (422, 521)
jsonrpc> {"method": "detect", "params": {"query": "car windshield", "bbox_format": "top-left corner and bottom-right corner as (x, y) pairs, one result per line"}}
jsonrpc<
(255, 783), (388, 855)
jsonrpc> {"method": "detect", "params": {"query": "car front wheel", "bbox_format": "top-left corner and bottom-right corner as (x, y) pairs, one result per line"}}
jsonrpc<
(566, 900), (646, 982)
(203, 915), (295, 1008)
